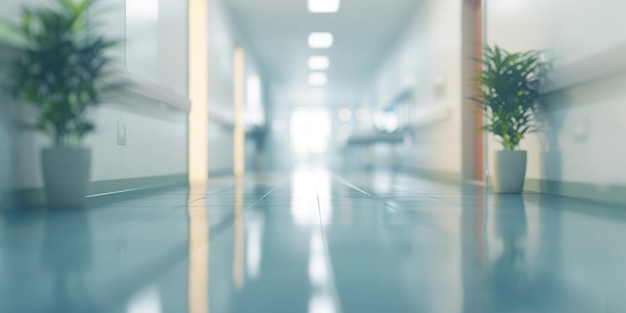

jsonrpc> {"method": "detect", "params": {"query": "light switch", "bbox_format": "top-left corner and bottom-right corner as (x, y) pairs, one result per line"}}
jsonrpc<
(117, 120), (126, 146)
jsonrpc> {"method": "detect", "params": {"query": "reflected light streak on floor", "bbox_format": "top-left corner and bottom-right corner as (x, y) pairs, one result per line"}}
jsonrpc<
(233, 178), (245, 290)
(290, 166), (340, 313)
(188, 181), (209, 313)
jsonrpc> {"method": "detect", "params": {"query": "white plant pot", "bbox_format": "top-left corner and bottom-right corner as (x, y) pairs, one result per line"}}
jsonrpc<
(491, 150), (527, 194)
(42, 147), (91, 208)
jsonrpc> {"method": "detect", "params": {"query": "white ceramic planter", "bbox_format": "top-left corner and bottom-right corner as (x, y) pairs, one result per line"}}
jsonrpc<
(491, 150), (527, 194)
(42, 147), (91, 208)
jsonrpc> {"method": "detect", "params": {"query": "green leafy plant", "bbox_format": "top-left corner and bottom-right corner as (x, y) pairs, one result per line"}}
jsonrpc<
(1, 0), (123, 146)
(471, 45), (547, 150)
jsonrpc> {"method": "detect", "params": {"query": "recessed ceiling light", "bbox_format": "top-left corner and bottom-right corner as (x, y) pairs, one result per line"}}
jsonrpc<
(308, 32), (334, 49)
(338, 108), (352, 121)
(308, 56), (330, 70)
(308, 0), (340, 13)
(309, 73), (328, 86)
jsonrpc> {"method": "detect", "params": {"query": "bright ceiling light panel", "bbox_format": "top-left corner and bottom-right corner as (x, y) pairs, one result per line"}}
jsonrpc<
(308, 32), (334, 49)
(309, 72), (328, 86)
(308, 56), (330, 70)
(308, 0), (341, 13)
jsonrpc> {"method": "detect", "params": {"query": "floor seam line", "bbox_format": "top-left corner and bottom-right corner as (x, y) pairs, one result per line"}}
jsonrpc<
(332, 173), (399, 212)
(316, 187), (344, 313)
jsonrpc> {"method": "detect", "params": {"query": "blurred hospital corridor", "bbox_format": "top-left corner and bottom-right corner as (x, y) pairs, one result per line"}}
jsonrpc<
(1, 0), (626, 312)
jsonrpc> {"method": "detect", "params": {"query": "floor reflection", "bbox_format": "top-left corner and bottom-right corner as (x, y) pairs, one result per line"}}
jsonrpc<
(42, 211), (94, 312)
(188, 182), (209, 313)
(3, 170), (626, 312)
(460, 186), (487, 312)
(233, 178), (245, 290)
(291, 166), (339, 313)
(245, 210), (263, 281)
(489, 195), (529, 312)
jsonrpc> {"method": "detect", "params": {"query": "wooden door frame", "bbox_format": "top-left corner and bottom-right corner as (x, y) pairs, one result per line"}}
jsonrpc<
(474, 0), (485, 181)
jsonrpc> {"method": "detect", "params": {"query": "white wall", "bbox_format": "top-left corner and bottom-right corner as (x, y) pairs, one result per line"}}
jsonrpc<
(206, 0), (235, 174)
(362, 0), (465, 177)
(486, 0), (626, 189)
(206, 0), (265, 175)
(0, 0), (190, 191)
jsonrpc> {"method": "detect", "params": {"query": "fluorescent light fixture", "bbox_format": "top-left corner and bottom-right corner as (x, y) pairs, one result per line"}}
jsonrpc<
(309, 72), (328, 86)
(308, 32), (334, 48)
(308, 56), (330, 70)
(308, 0), (341, 13)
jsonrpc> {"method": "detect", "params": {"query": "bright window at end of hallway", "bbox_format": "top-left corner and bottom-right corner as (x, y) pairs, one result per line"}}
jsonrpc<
(290, 107), (331, 160)
(308, 0), (340, 13)
(246, 74), (264, 126)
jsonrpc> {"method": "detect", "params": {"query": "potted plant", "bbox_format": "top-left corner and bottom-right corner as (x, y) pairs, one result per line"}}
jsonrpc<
(1, 0), (123, 207)
(471, 45), (547, 193)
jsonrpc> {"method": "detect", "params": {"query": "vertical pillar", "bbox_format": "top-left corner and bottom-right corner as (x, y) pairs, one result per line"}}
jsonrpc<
(474, 0), (485, 181)
(233, 47), (246, 177)
(188, 0), (209, 183)
(187, 1), (209, 311)
(461, 0), (485, 182)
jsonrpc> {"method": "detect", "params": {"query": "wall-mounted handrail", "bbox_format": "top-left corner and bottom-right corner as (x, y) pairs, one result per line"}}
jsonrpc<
(541, 41), (626, 94)
(111, 68), (191, 113)
(209, 108), (235, 130)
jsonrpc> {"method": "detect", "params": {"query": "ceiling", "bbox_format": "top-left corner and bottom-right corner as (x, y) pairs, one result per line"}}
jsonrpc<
(225, 0), (419, 108)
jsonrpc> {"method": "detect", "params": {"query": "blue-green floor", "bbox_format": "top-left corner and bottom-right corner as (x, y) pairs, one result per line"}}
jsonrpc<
(1, 168), (626, 312)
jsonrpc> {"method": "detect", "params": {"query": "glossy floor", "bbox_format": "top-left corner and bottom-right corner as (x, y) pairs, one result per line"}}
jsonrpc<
(2, 168), (626, 313)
